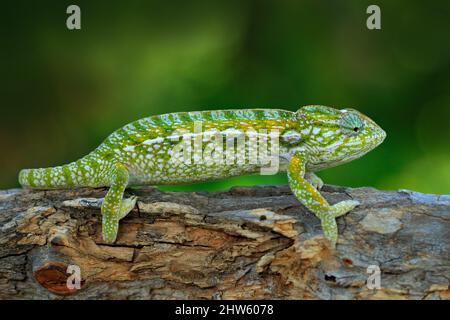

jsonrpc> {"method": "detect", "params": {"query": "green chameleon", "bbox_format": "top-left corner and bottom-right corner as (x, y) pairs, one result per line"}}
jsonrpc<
(19, 105), (386, 247)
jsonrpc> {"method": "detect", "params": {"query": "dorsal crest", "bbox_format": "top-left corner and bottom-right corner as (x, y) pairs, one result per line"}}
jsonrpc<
(296, 105), (342, 126)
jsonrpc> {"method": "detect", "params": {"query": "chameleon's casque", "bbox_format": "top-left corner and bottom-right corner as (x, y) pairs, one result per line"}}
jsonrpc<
(19, 106), (386, 246)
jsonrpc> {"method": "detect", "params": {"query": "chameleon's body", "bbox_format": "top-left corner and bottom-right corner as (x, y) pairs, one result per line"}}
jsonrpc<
(19, 106), (386, 246)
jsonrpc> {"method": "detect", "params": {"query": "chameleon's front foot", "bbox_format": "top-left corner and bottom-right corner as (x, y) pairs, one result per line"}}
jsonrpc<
(320, 200), (360, 248)
(330, 200), (360, 218)
(288, 152), (360, 248)
(305, 172), (324, 190)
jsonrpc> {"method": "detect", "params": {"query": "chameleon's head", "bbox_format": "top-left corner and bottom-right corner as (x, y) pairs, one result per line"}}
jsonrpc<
(296, 105), (386, 170)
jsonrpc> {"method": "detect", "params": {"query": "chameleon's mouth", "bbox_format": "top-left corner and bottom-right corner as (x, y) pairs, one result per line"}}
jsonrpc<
(375, 128), (387, 146)
(381, 129), (387, 141)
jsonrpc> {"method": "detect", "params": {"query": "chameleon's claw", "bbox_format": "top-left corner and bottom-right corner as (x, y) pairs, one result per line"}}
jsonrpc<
(101, 195), (137, 243)
(305, 172), (324, 190)
(118, 195), (138, 220)
(331, 200), (360, 218)
(320, 200), (359, 248)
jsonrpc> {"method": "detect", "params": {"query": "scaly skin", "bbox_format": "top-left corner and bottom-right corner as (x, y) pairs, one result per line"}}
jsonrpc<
(19, 106), (386, 246)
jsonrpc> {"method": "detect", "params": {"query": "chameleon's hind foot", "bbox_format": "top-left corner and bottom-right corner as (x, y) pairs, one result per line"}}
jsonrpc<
(101, 195), (137, 244)
(101, 163), (130, 244)
(118, 196), (138, 220)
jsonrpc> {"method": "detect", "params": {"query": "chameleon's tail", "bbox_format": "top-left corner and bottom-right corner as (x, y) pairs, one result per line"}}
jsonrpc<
(18, 156), (105, 189)
(19, 163), (78, 189)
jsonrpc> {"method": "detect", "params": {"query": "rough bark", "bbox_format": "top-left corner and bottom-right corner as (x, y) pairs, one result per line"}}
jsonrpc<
(0, 184), (448, 300)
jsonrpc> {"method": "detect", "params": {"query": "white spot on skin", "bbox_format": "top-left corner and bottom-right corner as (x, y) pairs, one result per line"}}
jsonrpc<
(301, 128), (310, 135)
(323, 130), (336, 137)
(124, 145), (135, 152)
(143, 137), (164, 145)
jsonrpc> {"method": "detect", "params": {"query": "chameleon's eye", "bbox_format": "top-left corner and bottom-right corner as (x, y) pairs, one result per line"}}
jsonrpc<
(340, 112), (363, 136)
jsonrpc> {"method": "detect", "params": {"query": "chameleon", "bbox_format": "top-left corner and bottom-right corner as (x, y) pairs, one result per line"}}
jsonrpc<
(19, 105), (386, 247)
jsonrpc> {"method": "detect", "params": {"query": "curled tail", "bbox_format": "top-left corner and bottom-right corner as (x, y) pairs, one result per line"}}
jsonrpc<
(19, 156), (108, 189)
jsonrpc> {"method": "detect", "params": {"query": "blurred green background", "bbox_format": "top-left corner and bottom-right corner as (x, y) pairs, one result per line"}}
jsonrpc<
(1, 0), (449, 194)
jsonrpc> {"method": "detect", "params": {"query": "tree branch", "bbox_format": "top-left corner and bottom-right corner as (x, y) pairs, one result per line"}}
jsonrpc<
(0, 185), (449, 299)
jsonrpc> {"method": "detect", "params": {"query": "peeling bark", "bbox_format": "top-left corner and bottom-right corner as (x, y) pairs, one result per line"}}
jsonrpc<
(0, 185), (449, 300)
